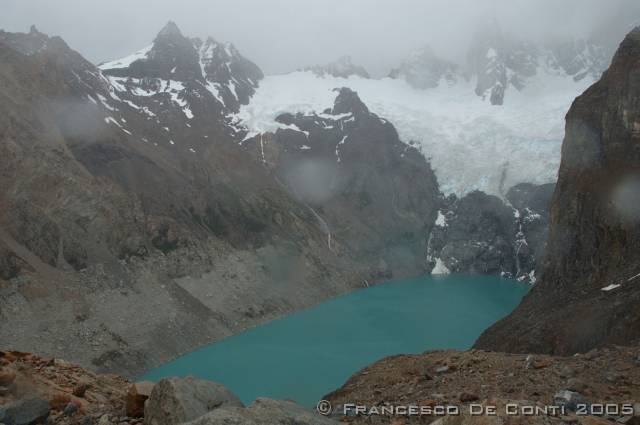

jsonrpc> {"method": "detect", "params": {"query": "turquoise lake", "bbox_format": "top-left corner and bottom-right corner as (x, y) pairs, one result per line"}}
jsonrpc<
(141, 274), (529, 407)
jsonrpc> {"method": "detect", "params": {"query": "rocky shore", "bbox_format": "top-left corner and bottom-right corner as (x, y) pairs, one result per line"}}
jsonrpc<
(0, 350), (338, 425)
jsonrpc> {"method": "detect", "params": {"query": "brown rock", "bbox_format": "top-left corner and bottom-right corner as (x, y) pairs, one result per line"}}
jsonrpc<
(532, 359), (552, 369)
(0, 367), (16, 386)
(49, 393), (72, 411)
(125, 381), (155, 418)
(73, 381), (91, 397)
(459, 392), (479, 402)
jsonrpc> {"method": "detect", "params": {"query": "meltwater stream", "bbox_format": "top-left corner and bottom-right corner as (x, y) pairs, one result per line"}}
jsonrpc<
(141, 274), (529, 407)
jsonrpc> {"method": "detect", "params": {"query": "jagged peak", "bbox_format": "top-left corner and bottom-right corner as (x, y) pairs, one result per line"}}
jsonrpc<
(156, 21), (183, 39)
(331, 87), (369, 115)
(29, 24), (40, 35)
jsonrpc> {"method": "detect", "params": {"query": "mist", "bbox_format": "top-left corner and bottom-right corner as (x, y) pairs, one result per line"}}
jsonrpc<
(1, 0), (639, 76)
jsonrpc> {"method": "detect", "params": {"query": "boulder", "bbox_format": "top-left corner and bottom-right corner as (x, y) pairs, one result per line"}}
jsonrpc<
(72, 381), (91, 398)
(125, 381), (155, 418)
(144, 377), (243, 425)
(0, 397), (50, 425)
(553, 390), (588, 412)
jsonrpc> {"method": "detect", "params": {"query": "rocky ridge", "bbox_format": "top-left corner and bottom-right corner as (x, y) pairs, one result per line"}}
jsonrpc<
(0, 350), (337, 425)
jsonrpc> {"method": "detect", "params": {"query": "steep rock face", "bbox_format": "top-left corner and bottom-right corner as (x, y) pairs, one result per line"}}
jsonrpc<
(475, 27), (640, 354)
(242, 88), (440, 278)
(426, 183), (553, 280)
(0, 25), (371, 376)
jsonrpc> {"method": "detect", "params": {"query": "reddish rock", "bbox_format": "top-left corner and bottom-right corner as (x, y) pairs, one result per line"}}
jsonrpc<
(73, 381), (91, 397)
(0, 367), (16, 386)
(459, 392), (479, 402)
(49, 393), (72, 411)
(125, 381), (155, 418)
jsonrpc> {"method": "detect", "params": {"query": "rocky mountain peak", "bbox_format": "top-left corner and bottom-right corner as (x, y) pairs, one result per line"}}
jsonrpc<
(99, 22), (263, 115)
(331, 87), (369, 115)
(156, 20), (183, 39)
(0, 25), (58, 56)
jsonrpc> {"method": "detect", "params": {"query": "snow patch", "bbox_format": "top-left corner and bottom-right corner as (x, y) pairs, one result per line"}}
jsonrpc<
(431, 258), (450, 275)
(435, 210), (448, 227)
(99, 44), (153, 70)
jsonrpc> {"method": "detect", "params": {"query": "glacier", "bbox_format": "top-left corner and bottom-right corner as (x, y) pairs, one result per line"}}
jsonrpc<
(234, 70), (595, 197)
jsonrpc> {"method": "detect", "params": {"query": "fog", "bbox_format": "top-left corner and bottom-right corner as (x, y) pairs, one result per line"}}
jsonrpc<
(1, 0), (638, 76)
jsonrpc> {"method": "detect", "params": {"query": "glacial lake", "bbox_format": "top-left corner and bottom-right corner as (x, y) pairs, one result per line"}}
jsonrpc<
(141, 274), (529, 407)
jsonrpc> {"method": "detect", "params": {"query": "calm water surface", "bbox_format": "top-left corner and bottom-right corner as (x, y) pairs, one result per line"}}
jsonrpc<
(142, 274), (529, 406)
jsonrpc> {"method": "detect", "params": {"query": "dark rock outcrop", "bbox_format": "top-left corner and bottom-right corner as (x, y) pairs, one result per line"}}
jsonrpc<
(243, 87), (441, 279)
(427, 183), (553, 281)
(475, 27), (640, 354)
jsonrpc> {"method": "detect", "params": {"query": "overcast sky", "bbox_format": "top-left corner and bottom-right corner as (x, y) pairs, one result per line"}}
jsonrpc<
(1, 0), (638, 76)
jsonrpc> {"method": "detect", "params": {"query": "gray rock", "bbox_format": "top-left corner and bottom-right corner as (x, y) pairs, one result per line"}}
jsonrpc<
(525, 354), (535, 369)
(144, 376), (243, 425)
(183, 398), (340, 425)
(435, 366), (450, 374)
(553, 390), (588, 412)
(0, 397), (50, 425)
(63, 402), (79, 416)
(0, 383), (17, 397)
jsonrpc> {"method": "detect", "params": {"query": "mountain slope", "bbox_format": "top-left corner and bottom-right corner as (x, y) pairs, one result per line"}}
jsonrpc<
(475, 27), (640, 355)
(0, 24), (375, 376)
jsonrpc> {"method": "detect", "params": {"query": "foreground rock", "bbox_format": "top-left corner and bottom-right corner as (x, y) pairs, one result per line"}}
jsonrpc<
(144, 376), (243, 425)
(0, 397), (49, 425)
(325, 347), (640, 424)
(184, 398), (339, 425)
(0, 350), (337, 425)
(475, 26), (640, 355)
(0, 351), (130, 424)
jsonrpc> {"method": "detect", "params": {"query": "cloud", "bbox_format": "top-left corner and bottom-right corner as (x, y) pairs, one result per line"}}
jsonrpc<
(0, 0), (638, 76)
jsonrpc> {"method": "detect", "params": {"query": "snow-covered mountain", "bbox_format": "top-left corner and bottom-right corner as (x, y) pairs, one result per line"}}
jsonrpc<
(389, 27), (609, 106)
(99, 21), (263, 119)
